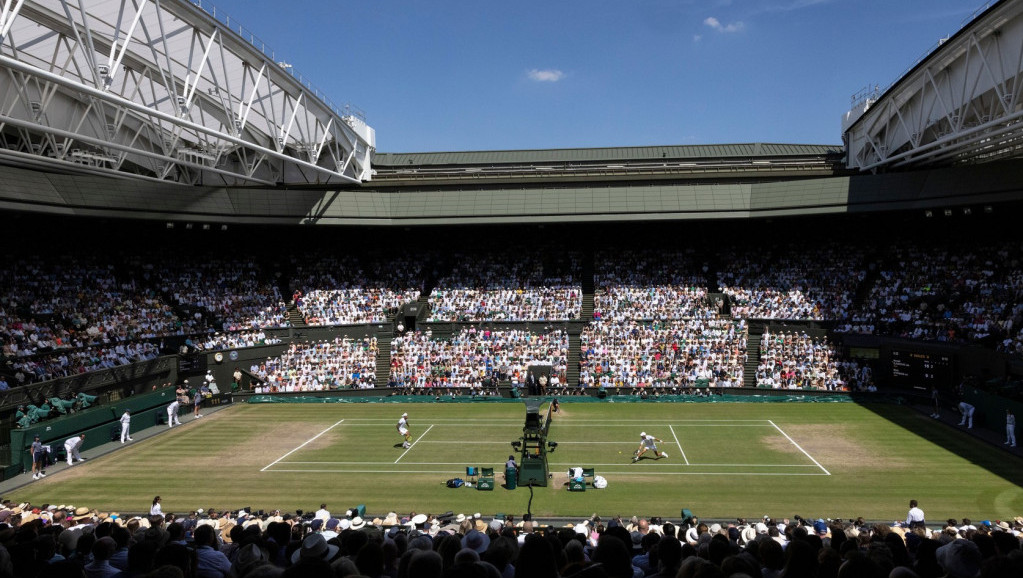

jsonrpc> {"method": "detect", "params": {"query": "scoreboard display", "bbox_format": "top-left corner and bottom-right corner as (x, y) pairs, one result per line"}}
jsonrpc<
(889, 349), (955, 388)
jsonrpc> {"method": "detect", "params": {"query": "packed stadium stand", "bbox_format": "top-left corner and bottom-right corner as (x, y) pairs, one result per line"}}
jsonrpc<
(2, 0), (1023, 576)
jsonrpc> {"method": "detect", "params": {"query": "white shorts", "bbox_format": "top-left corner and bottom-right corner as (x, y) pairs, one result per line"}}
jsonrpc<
(398, 427), (409, 436)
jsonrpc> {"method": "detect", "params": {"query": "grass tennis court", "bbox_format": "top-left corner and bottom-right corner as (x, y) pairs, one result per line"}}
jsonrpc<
(10, 401), (1023, 522)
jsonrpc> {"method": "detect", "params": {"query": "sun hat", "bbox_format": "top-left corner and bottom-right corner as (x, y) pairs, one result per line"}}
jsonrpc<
(351, 517), (366, 530)
(685, 527), (699, 544)
(741, 526), (757, 544)
(233, 543), (269, 575)
(461, 529), (490, 553)
(220, 523), (236, 541)
(935, 539), (981, 578)
(291, 533), (339, 564)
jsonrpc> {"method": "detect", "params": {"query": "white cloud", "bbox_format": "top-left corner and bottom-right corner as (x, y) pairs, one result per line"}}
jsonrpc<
(693, 34), (702, 43)
(703, 16), (744, 33)
(528, 69), (564, 82)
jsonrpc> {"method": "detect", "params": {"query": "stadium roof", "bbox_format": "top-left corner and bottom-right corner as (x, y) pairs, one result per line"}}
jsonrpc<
(374, 143), (842, 168)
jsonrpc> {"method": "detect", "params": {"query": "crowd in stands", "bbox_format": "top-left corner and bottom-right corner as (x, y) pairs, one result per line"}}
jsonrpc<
(579, 319), (747, 388)
(717, 243), (866, 321)
(755, 329), (863, 391)
(428, 253), (582, 322)
(0, 499), (1020, 578)
(155, 258), (289, 331)
(291, 254), (424, 326)
(10, 236), (1023, 390)
(833, 242), (1023, 355)
(251, 337), (379, 391)
(194, 331), (283, 352)
(389, 328), (569, 390)
(593, 250), (716, 321)
(0, 255), (200, 384)
(7, 342), (161, 386)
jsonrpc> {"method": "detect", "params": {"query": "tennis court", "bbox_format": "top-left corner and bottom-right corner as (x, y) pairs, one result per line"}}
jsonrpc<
(9, 400), (1023, 520)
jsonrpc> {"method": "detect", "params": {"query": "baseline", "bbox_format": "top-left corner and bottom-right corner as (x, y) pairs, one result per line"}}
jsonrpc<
(768, 419), (831, 475)
(261, 419), (345, 472)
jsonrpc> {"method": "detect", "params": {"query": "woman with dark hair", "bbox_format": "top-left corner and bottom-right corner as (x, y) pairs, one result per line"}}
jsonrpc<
(150, 496), (162, 517)
(780, 539), (819, 578)
(515, 534), (558, 578)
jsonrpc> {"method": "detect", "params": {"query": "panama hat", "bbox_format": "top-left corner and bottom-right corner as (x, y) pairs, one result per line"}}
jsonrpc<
(290, 533), (339, 564)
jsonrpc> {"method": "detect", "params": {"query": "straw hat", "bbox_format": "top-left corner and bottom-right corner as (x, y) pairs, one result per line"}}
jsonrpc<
(221, 523), (237, 542)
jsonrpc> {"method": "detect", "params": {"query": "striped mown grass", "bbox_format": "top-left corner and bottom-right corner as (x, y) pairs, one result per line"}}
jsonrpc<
(11, 400), (1023, 522)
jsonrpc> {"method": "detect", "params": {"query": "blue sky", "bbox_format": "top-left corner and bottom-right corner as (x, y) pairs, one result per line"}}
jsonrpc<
(201, 0), (985, 152)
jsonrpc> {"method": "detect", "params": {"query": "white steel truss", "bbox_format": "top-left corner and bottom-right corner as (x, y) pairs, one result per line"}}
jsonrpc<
(845, 0), (1023, 172)
(0, 0), (374, 186)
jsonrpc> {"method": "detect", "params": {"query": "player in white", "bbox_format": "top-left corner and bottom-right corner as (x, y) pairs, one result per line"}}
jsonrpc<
(120, 409), (133, 443)
(397, 412), (412, 449)
(632, 432), (667, 462)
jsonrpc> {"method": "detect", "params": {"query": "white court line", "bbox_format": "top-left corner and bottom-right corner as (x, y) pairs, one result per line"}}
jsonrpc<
(556, 421), (769, 425)
(336, 423), (772, 428)
(415, 440), (673, 444)
(275, 461), (820, 468)
(395, 424), (433, 463)
(330, 419), (774, 424)
(768, 420), (831, 475)
(669, 425), (690, 465)
(266, 468), (831, 476)
(261, 419), (345, 472)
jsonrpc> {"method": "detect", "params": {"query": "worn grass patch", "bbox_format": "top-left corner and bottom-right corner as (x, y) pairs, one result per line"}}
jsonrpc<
(10, 401), (1023, 522)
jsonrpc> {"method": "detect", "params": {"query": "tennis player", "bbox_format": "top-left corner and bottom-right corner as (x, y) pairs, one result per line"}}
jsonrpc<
(632, 432), (667, 462)
(397, 412), (412, 449)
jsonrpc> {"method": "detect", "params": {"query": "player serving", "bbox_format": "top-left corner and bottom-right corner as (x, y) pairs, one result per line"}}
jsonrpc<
(397, 412), (412, 449)
(632, 432), (667, 462)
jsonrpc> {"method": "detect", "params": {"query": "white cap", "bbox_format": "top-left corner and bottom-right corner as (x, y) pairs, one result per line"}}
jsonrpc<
(402, 412), (408, 417)
(640, 432), (646, 437)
